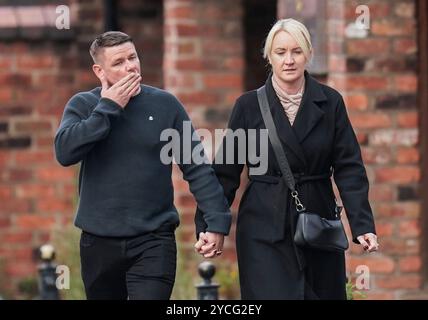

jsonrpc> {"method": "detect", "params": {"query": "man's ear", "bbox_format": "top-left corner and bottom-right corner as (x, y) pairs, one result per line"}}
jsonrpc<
(92, 64), (103, 81)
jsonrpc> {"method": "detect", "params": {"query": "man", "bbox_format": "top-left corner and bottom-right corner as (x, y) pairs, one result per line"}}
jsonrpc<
(54, 31), (231, 300)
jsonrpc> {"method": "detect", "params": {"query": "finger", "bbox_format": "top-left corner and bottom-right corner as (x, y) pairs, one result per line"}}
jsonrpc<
(194, 240), (204, 251)
(200, 242), (216, 254)
(366, 236), (379, 252)
(204, 249), (217, 259)
(124, 76), (142, 96)
(111, 73), (137, 89)
(357, 236), (369, 251)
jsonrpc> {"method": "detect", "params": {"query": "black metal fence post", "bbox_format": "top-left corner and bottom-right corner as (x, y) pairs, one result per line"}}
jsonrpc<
(37, 244), (60, 300)
(196, 261), (219, 300)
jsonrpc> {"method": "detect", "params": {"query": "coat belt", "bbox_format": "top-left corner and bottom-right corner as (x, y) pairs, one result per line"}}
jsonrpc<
(249, 170), (332, 184)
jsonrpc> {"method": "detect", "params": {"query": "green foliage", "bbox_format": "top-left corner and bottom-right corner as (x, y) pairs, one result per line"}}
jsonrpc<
(17, 277), (38, 300)
(346, 279), (367, 300)
(51, 224), (86, 300)
(0, 258), (13, 299)
(215, 259), (240, 299)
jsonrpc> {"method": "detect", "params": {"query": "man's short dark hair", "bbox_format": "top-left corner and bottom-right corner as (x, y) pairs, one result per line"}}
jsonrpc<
(89, 31), (133, 63)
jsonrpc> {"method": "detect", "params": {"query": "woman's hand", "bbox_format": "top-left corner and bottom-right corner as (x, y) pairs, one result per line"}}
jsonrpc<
(357, 233), (379, 252)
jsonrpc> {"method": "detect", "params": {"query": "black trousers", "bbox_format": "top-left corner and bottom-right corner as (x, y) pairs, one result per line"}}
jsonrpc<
(79, 224), (177, 300)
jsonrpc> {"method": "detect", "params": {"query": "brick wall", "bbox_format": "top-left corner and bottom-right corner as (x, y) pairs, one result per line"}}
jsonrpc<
(163, 0), (245, 258)
(326, 0), (422, 299)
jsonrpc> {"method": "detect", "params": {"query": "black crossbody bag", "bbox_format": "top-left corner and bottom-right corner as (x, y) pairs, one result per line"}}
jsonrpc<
(256, 86), (349, 252)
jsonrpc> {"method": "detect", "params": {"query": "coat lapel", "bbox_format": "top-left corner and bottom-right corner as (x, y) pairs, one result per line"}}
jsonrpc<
(292, 71), (327, 143)
(264, 71), (327, 168)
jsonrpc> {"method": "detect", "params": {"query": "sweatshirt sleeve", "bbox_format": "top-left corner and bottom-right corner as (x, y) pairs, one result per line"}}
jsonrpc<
(54, 93), (123, 166)
(332, 96), (376, 243)
(194, 98), (246, 238)
(172, 98), (232, 236)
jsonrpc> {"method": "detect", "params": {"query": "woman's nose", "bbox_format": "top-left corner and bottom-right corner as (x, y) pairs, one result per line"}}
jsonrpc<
(284, 52), (294, 64)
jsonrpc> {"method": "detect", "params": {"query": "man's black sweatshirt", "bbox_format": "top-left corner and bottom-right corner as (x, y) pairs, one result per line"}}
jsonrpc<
(54, 84), (231, 237)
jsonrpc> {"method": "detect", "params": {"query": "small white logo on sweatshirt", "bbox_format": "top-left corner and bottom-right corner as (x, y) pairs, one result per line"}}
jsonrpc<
(149, 116), (154, 120)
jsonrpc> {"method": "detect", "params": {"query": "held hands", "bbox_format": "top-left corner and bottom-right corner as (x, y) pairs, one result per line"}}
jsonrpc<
(194, 232), (224, 259)
(100, 72), (142, 108)
(357, 233), (379, 252)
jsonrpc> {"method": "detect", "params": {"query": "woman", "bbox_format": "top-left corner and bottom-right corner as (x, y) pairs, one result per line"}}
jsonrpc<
(195, 18), (378, 299)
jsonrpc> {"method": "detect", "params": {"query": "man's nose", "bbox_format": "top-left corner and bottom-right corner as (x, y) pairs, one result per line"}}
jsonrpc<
(125, 60), (137, 72)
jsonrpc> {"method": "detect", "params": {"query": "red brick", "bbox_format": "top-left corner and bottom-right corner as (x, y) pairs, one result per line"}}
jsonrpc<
(376, 274), (421, 289)
(343, 94), (368, 111)
(17, 55), (55, 69)
(175, 59), (204, 70)
(8, 169), (33, 182)
(396, 147), (419, 164)
(375, 167), (420, 184)
(374, 221), (394, 237)
(399, 256), (421, 272)
(379, 237), (419, 255)
(15, 215), (56, 230)
(393, 75), (417, 92)
(361, 147), (391, 164)
(203, 40), (243, 55)
(203, 74), (243, 89)
(347, 256), (395, 274)
(349, 113), (391, 129)
(393, 38), (417, 55)
(0, 216), (11, 227)
(35, 136), (54, 149)
(224, 57), (244, 70)
(16, 184), (56, 198)
(399, 219), (420, 237)
(176, 92), (219, 105)
(356, 132), (367, 145)
(14, 151), (54, 165)
(175, 24), (200, 36)
(165, 6), (194, 19)
(0, 199), (31, 214)
(36, 198), (74, 213)
(372, 20), (415, 36)
(0, 185), (13, 199)
(369, 185), (395, 201)
(346, 39), (390, 56)
(345, 76), (388, 91)
(369, 129), (418, 147)
(328, 55), (346, 73)
(376, 202), (420, 218)
(14, 120), (52, 134)
(397, 112), (418, 128)
(0, 88), (13, 103)
(0, 56), (13, 69)
(364, 292), (395, 300)
(0, 231), (33, 244)
(177, 42), (196, 55)
(36, 167), (75, 182)
(5, 262), (36, 277)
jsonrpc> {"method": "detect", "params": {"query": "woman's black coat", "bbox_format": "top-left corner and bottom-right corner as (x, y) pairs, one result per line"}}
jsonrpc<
(195, 71), (376, 299)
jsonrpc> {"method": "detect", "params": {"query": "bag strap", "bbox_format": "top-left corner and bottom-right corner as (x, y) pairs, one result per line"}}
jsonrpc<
(256, 85), (305, 212)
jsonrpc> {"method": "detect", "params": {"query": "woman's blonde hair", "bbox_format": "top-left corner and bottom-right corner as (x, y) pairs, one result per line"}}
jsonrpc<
(263, 18), (313, 63)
